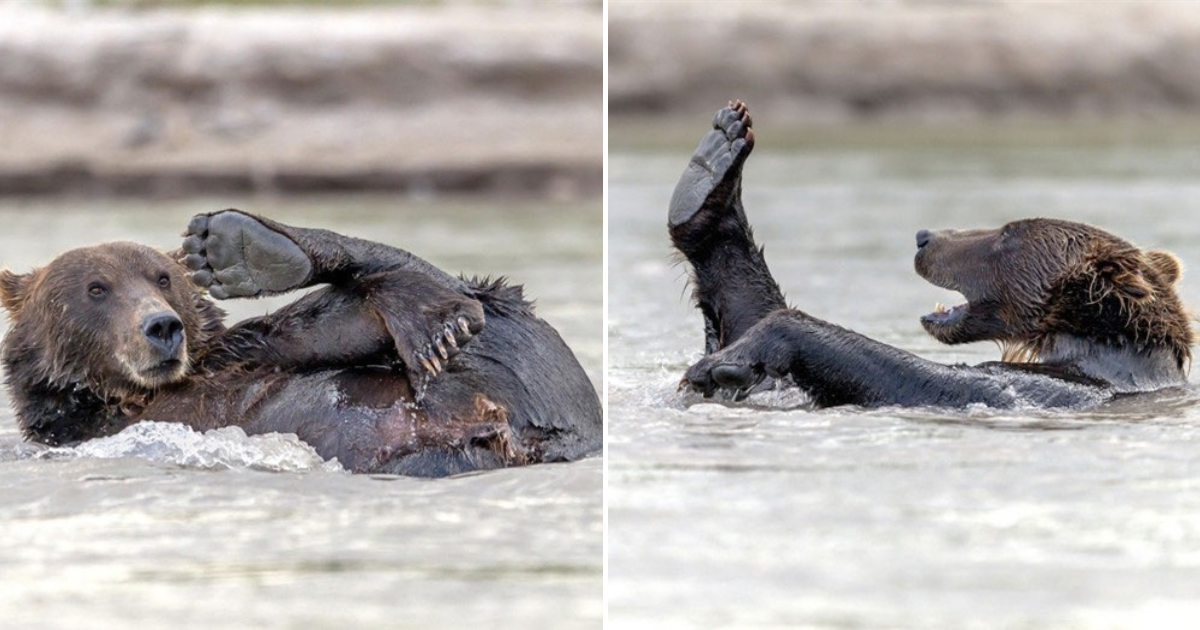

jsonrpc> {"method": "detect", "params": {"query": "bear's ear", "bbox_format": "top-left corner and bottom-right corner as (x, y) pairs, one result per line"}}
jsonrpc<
(0, 269), (34, 314)
(1146, 250), (1183, 286)
(1094, 251), (1154, 303)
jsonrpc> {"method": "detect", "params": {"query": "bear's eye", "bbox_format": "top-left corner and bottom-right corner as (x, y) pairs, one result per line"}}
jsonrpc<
(158, 274), (171, 289)
(87, 282), (108, 299)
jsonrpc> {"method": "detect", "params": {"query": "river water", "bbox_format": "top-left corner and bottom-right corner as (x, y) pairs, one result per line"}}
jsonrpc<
(0, 195), (602, 629)
(608, 124), (1200, 629)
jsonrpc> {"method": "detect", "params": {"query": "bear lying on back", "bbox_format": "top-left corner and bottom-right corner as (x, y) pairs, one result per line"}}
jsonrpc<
(0, 211), (602, 477)
(672, 101), (1194, 408)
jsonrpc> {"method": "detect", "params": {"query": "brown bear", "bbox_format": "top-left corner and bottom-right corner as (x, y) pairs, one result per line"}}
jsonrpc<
(672, 101), (1194, 408)
(0, 211), (602, 476)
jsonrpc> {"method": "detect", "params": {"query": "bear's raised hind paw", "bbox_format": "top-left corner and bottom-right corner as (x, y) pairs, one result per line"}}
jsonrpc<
(668, 100), (755, 230)
(180, 210), (313, 299)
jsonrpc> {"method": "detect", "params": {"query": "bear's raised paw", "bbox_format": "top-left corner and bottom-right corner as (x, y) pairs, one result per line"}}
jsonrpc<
(181, 210), (313, 299)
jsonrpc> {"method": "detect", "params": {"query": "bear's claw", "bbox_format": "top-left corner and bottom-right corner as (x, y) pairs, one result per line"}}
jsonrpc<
(413, 314), (480, 377)
(181, 210), (313, 299)
(378, 289), (484, 384)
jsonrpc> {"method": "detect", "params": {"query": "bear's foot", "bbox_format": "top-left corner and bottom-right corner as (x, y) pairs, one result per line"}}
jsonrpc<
(681, 354), (767, 402)
(181, 210), (313, 299)
(668, 100), (755, 231)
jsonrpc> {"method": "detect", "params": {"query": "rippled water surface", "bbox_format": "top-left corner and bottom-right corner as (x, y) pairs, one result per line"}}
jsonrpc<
(0, 196), (601, 629)
(609, 126), (1200, 629)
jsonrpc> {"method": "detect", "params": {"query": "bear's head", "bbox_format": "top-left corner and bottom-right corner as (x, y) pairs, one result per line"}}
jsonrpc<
(914, 218), (1193, 385)
(0, 242), (224, 442)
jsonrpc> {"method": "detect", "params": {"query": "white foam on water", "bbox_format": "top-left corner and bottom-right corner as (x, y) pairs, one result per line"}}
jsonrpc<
(39, 421), (344, 473)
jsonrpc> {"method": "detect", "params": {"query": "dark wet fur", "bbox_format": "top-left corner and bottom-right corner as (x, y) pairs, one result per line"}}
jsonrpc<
(1, 212), (601, 477)
(673, 102), (1193, 409)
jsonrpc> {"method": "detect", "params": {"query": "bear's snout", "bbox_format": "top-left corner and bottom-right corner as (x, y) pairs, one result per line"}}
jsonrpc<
(915, 229), (932, 249)
(141, 311), (184, 359)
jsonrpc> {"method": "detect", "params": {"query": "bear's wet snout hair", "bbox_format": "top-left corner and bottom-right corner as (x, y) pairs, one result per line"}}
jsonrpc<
(141, 311), (184, 359)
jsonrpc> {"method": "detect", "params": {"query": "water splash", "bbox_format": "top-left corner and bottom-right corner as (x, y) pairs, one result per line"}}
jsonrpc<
(38, 422), (344, 473)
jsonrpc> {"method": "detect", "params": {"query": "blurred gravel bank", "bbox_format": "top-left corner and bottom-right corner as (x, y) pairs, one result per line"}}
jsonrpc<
(611, 1), (1200, 123)
(0, 4), (601, 197)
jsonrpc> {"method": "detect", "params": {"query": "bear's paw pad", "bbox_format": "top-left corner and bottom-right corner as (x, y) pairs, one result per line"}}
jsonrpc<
(181, 211), (312, 299)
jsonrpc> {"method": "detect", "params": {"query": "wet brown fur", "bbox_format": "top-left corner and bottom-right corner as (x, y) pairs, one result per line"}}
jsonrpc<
(0, 243), (224, 414)
(0, 243), (529, 469)
(916, 218), (1193, 372)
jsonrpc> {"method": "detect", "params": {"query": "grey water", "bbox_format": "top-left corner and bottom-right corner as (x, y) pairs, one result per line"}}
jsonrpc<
(609, 126), (1200, 628)
(0, 196), (602, 629)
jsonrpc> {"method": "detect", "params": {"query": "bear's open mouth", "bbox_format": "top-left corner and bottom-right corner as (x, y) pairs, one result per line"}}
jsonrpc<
(918, 291), (1013, 345)
(921, 301), (969, 327)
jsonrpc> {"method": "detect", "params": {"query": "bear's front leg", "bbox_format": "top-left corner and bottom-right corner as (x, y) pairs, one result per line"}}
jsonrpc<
(360, 270), (485, 384)
(201, 269), (484, 389)
(682, 308), (925, 407)
(682, 309), (1030, 408)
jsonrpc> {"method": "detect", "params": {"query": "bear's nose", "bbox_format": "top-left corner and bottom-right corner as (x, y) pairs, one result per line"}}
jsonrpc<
(916, 229), (932, 249)
(142, 312), (184, 358)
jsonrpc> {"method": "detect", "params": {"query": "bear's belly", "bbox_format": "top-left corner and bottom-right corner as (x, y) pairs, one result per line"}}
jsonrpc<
(142, 367), (516, 474)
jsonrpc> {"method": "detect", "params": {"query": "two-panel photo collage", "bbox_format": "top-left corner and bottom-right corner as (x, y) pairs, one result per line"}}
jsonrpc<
(1, 1), (1198, 628)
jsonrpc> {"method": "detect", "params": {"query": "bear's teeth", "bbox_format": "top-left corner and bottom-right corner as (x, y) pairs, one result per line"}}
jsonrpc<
(934, 302), (946, 313)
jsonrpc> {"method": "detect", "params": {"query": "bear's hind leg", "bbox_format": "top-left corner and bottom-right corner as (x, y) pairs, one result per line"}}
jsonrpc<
(669, 101), (786, 352)
(181, 210), (466, 299)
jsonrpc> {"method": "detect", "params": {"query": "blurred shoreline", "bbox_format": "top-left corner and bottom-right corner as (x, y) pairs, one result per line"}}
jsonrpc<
(0, 4), (601, 198)
(611, 1), (1200, 124)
